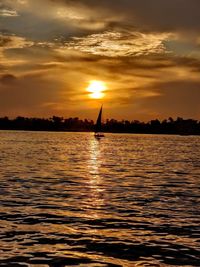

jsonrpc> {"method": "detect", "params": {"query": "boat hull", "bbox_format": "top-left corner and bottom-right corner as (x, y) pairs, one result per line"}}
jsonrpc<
(94, 133), (105, 138)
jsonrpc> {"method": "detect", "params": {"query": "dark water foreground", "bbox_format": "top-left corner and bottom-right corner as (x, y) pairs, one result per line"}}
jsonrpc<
(0, 131), (200, 266)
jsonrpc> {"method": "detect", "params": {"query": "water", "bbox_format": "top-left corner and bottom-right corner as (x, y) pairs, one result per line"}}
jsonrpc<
(0, 131), (200, 267)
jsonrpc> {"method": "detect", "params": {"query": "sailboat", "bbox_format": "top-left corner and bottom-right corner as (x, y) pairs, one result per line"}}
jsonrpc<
(94, 105), (104, 138)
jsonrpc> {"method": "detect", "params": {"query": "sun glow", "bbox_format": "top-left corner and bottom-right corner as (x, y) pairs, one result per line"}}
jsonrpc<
(86, 80), (106, 99)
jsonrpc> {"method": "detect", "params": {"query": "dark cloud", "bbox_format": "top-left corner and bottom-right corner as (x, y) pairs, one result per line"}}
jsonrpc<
(0, 74), (17, 84)
(0, 35), (12, 47)
(0, 1), (106, 42)
(55, 0), (200, 32)
(1, 15), (69, 41)
(75, 54), (200, 80)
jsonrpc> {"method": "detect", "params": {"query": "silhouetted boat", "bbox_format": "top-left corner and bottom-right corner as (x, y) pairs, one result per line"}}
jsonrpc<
(94, 105), (104, 138)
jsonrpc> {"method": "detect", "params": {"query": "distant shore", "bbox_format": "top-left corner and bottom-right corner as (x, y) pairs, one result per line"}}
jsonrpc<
(0, 116), (200, 135)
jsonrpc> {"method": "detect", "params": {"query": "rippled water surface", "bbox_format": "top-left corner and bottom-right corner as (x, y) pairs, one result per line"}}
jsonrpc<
(0, 131), (200, 267)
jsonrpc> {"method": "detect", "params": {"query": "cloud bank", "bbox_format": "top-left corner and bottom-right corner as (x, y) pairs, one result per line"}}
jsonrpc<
(0, 0), (200, 120)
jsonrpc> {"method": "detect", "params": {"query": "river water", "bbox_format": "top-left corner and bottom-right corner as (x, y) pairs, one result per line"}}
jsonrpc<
(0, 131), (200, 266)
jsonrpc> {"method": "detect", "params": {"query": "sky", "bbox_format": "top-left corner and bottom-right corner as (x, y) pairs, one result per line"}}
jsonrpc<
(0, 0), (200, 121)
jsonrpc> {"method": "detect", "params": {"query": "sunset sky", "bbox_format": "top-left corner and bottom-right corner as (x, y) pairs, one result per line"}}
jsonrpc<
(0, 0), (200, 120)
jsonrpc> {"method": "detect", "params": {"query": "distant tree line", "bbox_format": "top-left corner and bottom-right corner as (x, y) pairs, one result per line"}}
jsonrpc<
(0, 116), (200, 135)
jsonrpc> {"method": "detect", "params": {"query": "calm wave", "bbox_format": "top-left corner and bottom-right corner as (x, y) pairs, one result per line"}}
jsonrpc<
(0, 131), (200, 266)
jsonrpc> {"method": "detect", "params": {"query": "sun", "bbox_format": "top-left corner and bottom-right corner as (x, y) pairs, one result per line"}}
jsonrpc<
(86, 80), (107, 99)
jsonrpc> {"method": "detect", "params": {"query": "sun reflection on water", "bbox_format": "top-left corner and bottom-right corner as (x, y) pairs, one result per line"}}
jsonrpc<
(86, 137), (105, 217)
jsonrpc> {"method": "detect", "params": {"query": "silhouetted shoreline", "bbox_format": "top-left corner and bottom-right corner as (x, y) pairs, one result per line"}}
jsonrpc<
(0, 116), (200, 135)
